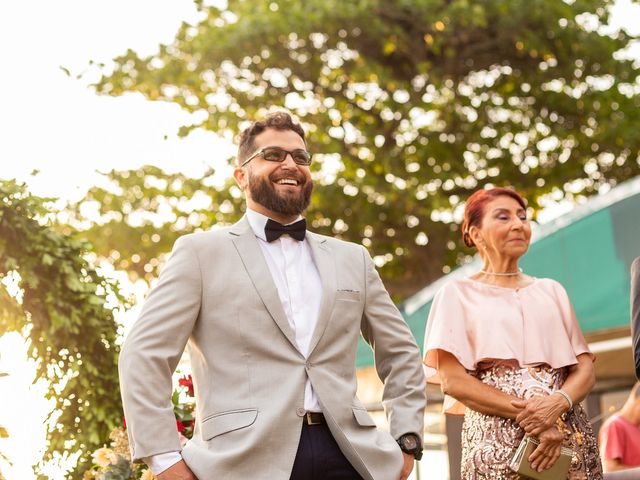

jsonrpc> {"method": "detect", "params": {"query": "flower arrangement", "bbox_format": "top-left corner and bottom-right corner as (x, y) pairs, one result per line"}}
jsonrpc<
(82, 428), (153, 480)
(84, 374), (195, 479)
(174, 375), (195, 441)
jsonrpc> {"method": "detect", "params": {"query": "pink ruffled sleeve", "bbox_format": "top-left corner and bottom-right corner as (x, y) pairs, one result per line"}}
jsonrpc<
(423, 283), (476, 414)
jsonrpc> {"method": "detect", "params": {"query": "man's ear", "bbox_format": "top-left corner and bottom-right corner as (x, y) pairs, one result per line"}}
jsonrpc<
(233, 167), (247, 190)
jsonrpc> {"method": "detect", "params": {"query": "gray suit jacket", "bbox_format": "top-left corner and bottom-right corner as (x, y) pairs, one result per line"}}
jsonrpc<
(119, 217), (426, 480)
(631, 257), (640, 380)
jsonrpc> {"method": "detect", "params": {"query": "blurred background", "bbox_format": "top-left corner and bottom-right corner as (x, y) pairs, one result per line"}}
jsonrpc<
(1, 0), (639, 478)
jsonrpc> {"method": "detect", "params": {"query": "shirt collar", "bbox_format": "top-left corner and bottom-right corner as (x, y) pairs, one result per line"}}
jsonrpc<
(245, 208), (304, 242)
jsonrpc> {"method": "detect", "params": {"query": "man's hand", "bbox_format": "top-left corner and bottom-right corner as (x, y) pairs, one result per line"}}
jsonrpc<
(157, 460), (198, 480)
(398, 452), (414, 480)
(528, 427), (564, 473)
(511, 394), (566, 436)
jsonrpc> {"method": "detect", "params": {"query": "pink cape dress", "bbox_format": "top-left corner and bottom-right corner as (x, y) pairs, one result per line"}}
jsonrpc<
(423, 277), (603, 479)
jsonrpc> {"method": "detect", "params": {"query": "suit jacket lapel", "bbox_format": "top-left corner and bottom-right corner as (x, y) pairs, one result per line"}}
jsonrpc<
(229, 217), (300, 353)
(306, 232), (337, 354)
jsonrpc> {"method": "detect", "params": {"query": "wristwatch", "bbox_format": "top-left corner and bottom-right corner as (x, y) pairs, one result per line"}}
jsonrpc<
(397, 433), (423, 460)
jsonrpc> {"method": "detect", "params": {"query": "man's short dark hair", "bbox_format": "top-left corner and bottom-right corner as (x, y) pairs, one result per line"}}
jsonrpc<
(236, 111), (306, 166)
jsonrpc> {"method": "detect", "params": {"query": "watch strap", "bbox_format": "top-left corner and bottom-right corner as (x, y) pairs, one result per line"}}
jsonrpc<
(397, 433), (423, 460)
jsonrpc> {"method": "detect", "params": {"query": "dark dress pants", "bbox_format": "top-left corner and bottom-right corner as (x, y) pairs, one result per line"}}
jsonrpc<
(289, 423), (364, 480)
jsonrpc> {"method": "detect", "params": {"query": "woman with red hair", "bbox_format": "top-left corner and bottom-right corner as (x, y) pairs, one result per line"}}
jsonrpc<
(423, 187), (602, 479)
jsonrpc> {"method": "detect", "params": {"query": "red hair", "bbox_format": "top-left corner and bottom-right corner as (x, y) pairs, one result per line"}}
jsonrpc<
(461, 187), (527, 247)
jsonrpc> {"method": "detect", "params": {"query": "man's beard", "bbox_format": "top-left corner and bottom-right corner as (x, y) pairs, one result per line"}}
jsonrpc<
(247, 169), (313, 216)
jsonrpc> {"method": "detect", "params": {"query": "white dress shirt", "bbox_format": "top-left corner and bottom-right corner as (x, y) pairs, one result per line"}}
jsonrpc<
(145, 209), (323, 474)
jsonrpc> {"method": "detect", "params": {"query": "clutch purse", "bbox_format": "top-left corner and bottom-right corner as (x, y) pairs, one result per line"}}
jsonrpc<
(509, 436), (573, 479)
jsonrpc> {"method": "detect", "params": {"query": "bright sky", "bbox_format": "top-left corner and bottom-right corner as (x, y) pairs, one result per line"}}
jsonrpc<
(0, 0), (639, 479)
(0, 0), (234, 204)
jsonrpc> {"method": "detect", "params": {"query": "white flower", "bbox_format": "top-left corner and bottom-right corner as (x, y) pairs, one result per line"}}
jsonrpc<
(140, 469), (155, 480)
(92, 447), (118, 468)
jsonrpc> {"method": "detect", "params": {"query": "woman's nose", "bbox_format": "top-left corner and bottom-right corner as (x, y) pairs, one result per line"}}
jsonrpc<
(512, 217), (525, 229)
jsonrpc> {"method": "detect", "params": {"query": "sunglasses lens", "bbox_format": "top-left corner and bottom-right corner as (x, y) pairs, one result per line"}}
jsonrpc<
(292, 150), (311, 165)
(260, 147), (311, 165)
(262, 148), (287, 162)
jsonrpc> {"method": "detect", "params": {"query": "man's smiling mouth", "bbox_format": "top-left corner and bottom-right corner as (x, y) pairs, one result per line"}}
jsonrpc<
(275, 178), (299, 186)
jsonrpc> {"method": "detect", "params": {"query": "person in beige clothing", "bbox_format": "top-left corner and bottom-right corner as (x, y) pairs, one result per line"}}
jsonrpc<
(118, 111), (426, 480)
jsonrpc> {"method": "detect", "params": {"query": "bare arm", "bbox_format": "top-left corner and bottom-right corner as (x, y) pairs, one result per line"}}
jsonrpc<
(603, 458), (631, 473)
(512, 353), (595, 436)
(437, 350), (567, 472)
(436, 350), (522, 419)
(557, 352), (596, 404)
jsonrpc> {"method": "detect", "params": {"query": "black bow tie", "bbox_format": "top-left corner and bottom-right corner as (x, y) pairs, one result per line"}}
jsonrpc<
(264, 218), (307, 242)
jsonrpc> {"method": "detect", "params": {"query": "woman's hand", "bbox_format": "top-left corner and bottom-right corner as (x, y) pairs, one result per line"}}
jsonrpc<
(511, 394), (567, 436)
(528, 427), (564, 473)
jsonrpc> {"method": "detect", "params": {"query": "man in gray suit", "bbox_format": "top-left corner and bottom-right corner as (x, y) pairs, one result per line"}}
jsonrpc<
(632, 257), (640, 380)
(119, 111), (426, 480)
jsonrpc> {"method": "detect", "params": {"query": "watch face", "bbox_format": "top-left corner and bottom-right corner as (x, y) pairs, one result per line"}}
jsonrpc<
(401, 435), (418, 450)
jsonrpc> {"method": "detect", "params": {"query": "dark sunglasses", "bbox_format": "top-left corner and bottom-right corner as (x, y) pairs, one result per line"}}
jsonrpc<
(240, 146), (312, 167)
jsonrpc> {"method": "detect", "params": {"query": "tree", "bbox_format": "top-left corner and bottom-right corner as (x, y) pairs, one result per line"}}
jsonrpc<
(86, 0), (640, 298)
(0, 369), (8, 480)
(0, 180), (123, 479)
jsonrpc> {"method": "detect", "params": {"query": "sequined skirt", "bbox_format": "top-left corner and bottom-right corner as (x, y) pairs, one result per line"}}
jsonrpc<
(460, 360), (603, 479)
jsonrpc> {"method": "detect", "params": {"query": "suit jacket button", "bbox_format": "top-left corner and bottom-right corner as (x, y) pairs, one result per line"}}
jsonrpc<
(296, 408), (306, 417)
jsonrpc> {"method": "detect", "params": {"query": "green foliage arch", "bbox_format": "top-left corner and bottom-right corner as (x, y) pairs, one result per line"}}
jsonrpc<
(0, 180), (122, 478)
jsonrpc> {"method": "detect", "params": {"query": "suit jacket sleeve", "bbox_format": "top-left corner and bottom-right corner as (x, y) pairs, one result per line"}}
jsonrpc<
(119, 235), (202, 461)
(631, 257), (640, 380)
(359, 246), (426, 441)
